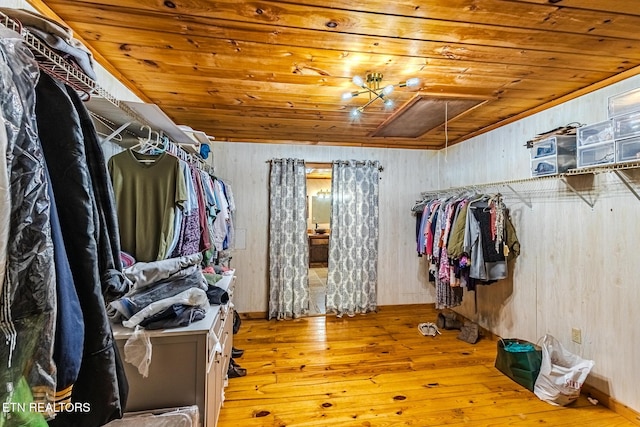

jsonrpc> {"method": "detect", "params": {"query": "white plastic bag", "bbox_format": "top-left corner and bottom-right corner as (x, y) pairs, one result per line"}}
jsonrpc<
(124, 326), (153, 377)
(534, 334), (594, 406)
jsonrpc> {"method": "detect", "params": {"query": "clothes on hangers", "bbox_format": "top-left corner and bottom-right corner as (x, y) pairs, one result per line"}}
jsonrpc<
(414, 191), (520, 309)
(36, 72), (129, 427)
(1, 21), (129, 426)
(108, 150), (187, 262)
(1, 29), (56, 426)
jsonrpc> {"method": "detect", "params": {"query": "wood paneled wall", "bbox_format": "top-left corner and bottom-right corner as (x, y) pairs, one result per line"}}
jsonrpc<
(438, 73), (640, 417)
(214, 74), (640, 416)
(212, 143), (439, 314)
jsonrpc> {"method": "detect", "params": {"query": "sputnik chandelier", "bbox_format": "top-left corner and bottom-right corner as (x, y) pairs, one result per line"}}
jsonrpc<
(341, 72), (420, 117)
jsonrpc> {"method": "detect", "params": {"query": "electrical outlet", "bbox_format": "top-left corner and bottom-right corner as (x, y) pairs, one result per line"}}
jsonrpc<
(571, 328), (582, 344)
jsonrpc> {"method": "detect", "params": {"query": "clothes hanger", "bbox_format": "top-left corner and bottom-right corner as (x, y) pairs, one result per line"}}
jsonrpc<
(129, 125), (161, 164)
(129, 125), (152, 152)
(90, 112), (123, 143)
(145, 131), (166, 155)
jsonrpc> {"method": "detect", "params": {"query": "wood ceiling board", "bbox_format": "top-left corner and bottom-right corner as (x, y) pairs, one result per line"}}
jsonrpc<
(69, 18), (637, 74)
(44, 0), (640, 57)
(93, 40), (619, 87)
(47, 0), (640, 36)
(28, 0), (640, 148)
(510, 0), (640, 15)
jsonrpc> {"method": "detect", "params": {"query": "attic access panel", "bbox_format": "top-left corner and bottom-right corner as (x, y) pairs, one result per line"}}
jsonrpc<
(370, 94), (488, 138)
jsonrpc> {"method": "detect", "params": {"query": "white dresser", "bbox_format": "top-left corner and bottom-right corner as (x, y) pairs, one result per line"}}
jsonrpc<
(111, 271), (235, 427)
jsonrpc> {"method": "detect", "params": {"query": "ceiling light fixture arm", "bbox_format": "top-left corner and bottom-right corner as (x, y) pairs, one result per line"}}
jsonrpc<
(341, 72), (420, 116)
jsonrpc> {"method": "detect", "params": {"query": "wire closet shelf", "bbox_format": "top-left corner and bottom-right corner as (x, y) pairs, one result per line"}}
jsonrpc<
(1, 10), (211, 168)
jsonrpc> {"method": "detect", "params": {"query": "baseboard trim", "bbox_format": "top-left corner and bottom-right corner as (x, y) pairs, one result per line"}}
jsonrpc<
(581, 384), (640, 425)
(239, 311), (267, 320)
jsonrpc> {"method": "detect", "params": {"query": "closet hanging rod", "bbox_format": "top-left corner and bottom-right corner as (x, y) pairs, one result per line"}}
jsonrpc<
(420, 160), (640, 199)
(0, 10), (96, 99)
(1, 10), (211, 168)
(420, 174), (560, 198)
(265, 159), (384, 172)
(0, 10), (163, 141)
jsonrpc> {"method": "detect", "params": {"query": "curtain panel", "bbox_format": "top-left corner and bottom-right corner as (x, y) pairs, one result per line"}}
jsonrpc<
(326, 160), (380, 317)
(268, 158), (309, 320)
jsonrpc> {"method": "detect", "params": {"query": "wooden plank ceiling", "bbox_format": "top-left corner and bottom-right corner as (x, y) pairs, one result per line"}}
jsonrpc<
(28, 0), (640, 149)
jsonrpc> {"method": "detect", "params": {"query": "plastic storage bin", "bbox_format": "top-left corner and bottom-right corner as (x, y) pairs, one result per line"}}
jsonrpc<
(577, 141), (615, 168)
(608, 87), (640, 118)
(531, 158), (557, 176)
(104, 406), (199, 426)
(530, 135), (576, 176)
(613, 111), (640, 140)
(616, 136), (640, 163)
(577, 120), (614, 147)
(531, 138), (556, 158)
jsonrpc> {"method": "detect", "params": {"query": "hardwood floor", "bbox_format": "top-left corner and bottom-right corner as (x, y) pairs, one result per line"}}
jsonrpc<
(218, 304), (636, 426)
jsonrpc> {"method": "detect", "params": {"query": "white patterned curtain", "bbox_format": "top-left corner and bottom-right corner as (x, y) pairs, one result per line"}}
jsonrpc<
(268, 158), (310, 320)
(326, 160), (380, 317)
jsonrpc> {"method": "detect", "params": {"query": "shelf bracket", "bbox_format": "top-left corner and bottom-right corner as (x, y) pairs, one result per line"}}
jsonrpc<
(560, 177), (595, 208)
(101, 121), (132, 144)
(612, 170), (640, 202)
(504, 184), (532, 209)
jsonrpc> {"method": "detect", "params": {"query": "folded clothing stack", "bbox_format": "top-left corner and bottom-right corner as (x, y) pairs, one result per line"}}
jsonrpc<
(110, 254), (212, 329)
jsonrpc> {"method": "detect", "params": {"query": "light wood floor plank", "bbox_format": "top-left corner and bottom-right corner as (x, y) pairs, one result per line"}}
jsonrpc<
(219, 305), (637, 426)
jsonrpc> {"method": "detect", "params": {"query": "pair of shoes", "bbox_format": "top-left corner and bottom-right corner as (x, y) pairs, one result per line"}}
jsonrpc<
(228, 364), (247, 378)
(436, 312), (463, 330)
(457, 322), (479, 344)
(418, 322), (441, 337)
(232, 347), (244, 358)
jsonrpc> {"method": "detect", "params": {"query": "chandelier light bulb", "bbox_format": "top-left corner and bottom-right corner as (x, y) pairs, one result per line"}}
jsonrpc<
(382, 85), (394, 95)
(351, 108), (362, 118)
(405, 77), (420, 87)
(352, 75), (364, 87)
(341, 92), (354, 101)
(384, 98), (394, 107)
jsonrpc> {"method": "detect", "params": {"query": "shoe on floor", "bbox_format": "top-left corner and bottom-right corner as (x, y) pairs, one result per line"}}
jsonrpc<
(228, 364), (247, 378)
(232, 347), (244, 358)
(457, 321), (479, 344)
(418, 322), (441, 337)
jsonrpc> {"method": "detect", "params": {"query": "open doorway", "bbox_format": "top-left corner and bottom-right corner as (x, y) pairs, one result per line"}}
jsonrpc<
(306, 163), (332, 315)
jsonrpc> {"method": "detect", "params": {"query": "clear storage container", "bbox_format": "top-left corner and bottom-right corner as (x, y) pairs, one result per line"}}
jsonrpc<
(531, 138), (556, 159)
(613, 111), (640, 140)
(530, 135), (576, 176)
(530, 135), (576, 160)
(608, 87), (640, 118)
(577, 141), (615, 168)
(577, 120), (614, 147)
(616, 136), (640, 163)
(531, 158), (557, 176)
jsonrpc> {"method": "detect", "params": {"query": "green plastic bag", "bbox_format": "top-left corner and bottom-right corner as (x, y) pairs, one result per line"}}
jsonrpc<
(494, 338), (542, 391)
